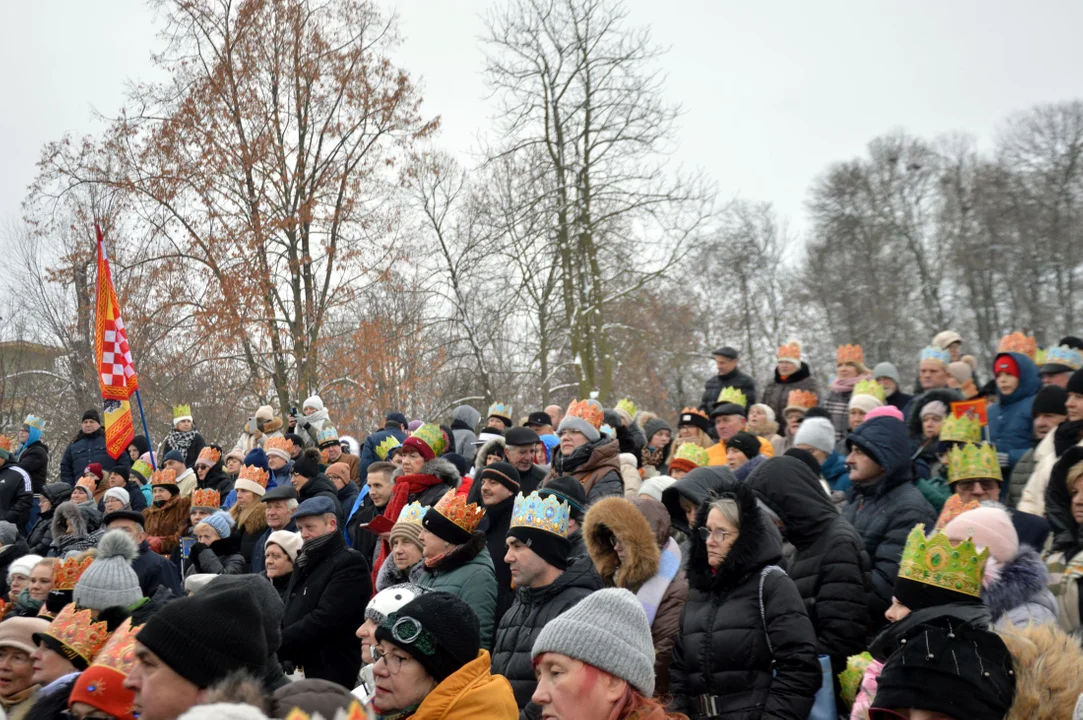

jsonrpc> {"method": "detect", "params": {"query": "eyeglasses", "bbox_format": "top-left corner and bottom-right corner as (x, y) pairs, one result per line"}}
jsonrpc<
(371, 646), (411, 674)
(697, 527), (732, 543)
(954, 479), (1000, 493)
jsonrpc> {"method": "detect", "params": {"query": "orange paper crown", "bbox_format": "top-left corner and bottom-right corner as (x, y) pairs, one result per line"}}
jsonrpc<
(785, 389), (818, 411)
(196, 446), (221, 467)
(75, 476), (97, 494)
(150, 469), (177, 486)
(68, 618), (141, 720)
(238, 464), (269, 488)
(431, 488), (485, 535)
(42, 604), (111, 664)
(264, 436), (292, 456)
(53, 556), (95, 591)
(836, 344), (865, 365)
(997, 332), (1037, 360)
(566, 399), (604, 430)
(680, 407), (709, 421)
(191, 488), (221, 510)
(777, 341), (802, 363)
(0, 436), (12, 454)
(88, 617), (140, 674)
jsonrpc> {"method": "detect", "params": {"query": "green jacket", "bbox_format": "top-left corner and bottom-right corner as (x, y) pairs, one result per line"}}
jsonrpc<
(416, 534), (498, 650)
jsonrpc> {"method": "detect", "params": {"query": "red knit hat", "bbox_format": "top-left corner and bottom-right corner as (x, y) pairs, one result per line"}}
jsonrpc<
(993, 354), (1019, 379)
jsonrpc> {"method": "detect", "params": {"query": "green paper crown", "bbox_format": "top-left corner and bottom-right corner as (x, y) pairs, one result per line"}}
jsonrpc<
(411, 423), (447, 457)
(947, 442), (1002, 484)
(839, 652), (874, 707)
(22, 415), (46, 432)
(852, 379), (886, 403)
(939, 414), (982, 444)
(173, 404), (192, 419)
(375, 435), (401, 461)
(511, 491), (570, 538)
(673, 442), (709, 468)
(615, 398), (638, 420)
(717, 386), (747, 408)
(897, 523), (988, 598)
(487, 402), (512, 421)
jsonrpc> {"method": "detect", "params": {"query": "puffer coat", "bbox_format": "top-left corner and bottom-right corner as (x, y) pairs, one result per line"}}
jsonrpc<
(760, 363), (819, 434)
(415, 531), (498, 650)
(669, 479), (821, 720)
(661, 465), (737, 535)
(544, 437), (623, 503)
(987, 351), (1041, 471)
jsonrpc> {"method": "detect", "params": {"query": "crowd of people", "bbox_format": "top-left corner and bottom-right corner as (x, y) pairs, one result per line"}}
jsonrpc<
(0, 335), (1080, 719)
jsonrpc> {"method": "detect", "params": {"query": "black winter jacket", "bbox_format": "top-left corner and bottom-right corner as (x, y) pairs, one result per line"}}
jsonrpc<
(198, 464), (235, 498)
(749, 457), (871, 669)
(60, 428), (130, 486)
(159, 431), (206, 469)
(491, 556), (602, 719)
(670, 480), (821, 720)
(842, 417), (937, 630)
(0, 538), (29, 600)
(760, 363), (819, 432)
(185, 534), (246, 576)
(1047, 445), (1083, 556)
(15, 441), (49, 493)
(280, 532), (372, 688)
(297, 474), (344, 525)
(132, 540), (183, 598)
(28, 484), (73, 555)
(0, 464), (33, 529)
(661, 465), (737, 534)
(700, 368), (758, 414)
(479, 494), (516, 623)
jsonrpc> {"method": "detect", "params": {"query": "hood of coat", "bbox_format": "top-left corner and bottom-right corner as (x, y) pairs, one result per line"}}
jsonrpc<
(199, 464), (228, 489)
(868, 602), (991, 661)
(420, 457), (462, 489)
(687, 478), (782, 593)
(555, 437), (620, 478)
(300, 473), (340, 499)
(425, 531), (488, 574)
(584, 497), (661, 592)
(661, 465), (737, 532)
(847, 416), (913, 492)
(1000, 622), (1083, 720)
(983, 546), (1050, 621)
(773, 361), (812, 385)
(41, 483), (73, 506)
(52, 500), (87, 539)
(451, 405), (482, 430)
(994, 352), (1041, 407)
(1046, 445), (1083, 554)
(907, 388), (963, 438)
(473, 438), (506, 472)
(748, 456), (839, 547)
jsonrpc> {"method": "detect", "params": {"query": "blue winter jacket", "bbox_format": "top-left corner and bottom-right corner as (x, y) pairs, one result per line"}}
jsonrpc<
(821, 451), (851, 493)
(358, 426), (406, 481)
(60, 430), (131, 486)
(987, 352), (1040, 471)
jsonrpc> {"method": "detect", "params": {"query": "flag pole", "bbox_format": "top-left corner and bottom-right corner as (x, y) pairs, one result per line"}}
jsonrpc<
(134, 389), (156, 470)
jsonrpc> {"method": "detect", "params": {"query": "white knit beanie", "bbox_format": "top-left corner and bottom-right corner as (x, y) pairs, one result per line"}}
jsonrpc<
(104, 486), (131, 507)
(848, 394), (884, 414)
(7, 554), (43, 582)
(793, 417), (836, 455)
(638, 475), (677, 503)
(266, 530), (303, 563)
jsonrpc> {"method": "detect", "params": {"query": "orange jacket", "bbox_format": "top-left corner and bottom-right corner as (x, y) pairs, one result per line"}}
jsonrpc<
(413, 650), (518, 720)
(706, 437), (775, 466)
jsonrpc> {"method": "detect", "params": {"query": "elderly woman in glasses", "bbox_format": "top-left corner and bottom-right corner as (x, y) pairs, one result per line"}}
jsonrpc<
(369, 590), (517, 719)
(669, 481), (820, 720)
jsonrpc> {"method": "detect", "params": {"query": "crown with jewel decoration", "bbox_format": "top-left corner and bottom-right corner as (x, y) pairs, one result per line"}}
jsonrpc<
(777, 341), (802, 364)
(716, 386), (747, 408)
(511, 491), (570, 538)
(397, 501), (427, 527)
(196, 446), (221, 467)
(1044, 344), (1083, 371)
(487, 402), (513, 422)
(939, 414), (982, 444)
(852, 379), (886, 403)
(615, 398), (638, 420)
(836, 344), (864, 365)
(920, 345), (951, 366)
(22, 414), (46, 431)
(376, 435), (401, 460)
(237, 464), (269, 488)
(784, 389), (818, 412)
(947, 442), (1002, 484)
(429, 488), (485, 535)
(997, 331), (1037, 360)
(410, 423), (447, 457)
(673, 442), (709, 468)
(150, 468), (177, 487)
(191, 488), (221, 510)
(41, 604), (111, 664)
(317, 424), (340, 447)
(566, 400), (604, 430)
(265, 436), (292, 456)
(87, 617), (140, 675)
(53, 555), (95, 591)
(172, 404), (192, 420)
(897, 524), (988, 598)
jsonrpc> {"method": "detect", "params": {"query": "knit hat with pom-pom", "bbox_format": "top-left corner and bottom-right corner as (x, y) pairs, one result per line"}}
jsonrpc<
(72, 529), (143, 610)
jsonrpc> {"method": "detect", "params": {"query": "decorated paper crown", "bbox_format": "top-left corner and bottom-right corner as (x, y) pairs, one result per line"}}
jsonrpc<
(716, 386), (747, 408)
(86, 617), (139, 674)
(777, 341), (802, 364)
(264, 436), (292, 456)
(237, 464), (270, 488)
(41, 604), (111, 664)
(75, 476), (97, 494)
(0, 435), (12, 459)
(998, 331), (1037, 360)
(679, 407), (708, 421)
(939, 413), (982, 444)
(410, 423), (447, 457)
(196, 446), (221, 467)
(317, 424), (340, 446)
(1045, 344), (1083, 371)
(172, 404), (193, 420)
(283, 702), (368, 720)
(397, 501), (427, 527)
(920, 345), (951, 365)
(69, 617), (141, 720)
(566, 399), (604, 430)
(150, 468), (177, 487)
(511, 491), (570, 538)
(852, 379), (886, 403)
(22, 414), (46, 431)
(784, 389), (818, 411)
(673, 442), (709, 468)
(430, 488), (485, 535)
(131, 460), (153, 479)
(376, 435), (401, 460)
(599, 423), (616, 439)
(947, 442), (1002, 484)
(836, 344), (864, 365)
(53, 555), (95, 591)
(487, 402), (513, 422)
(615, 398), (638, 420)
(897, 524), (988, 598)
(839, 652), (875, 708)
(1035, 347), (1048, 367)
(191, 488), (221, 510)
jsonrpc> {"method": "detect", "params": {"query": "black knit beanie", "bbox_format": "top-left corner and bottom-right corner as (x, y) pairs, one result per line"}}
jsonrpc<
(1069, 368), (1083, 396)
(136, 584), (267, 688)
(506, 525), (571, 571)
(727, 431), (761, 459)
(477, 462), (521, 494)
(375, 591), (480, 683)
(292, 452), (320, 481)
(539, 476), (588, 524)
(82, 409), (101, 423)
(1033, 385), (1068, 416)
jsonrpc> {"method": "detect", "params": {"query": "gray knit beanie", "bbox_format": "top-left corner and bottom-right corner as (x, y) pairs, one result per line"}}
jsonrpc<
(873, 362), (901, 387)
(792, 417), (836, 455)
(72, 529), (143, 610)
(531, 587), (655, 697)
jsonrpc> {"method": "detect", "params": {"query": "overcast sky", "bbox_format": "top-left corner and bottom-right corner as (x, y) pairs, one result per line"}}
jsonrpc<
(4, 0), (1083, 248)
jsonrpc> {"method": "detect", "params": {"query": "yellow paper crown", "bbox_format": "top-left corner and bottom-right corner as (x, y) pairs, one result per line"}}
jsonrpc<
(777, 341), (802, 363)
(939, 414), (982, 444)
(673, 442), (709, 468)
(897, 524), (988, 598)
(511, 491), (570, 538)
(284, 702), (367, 720)
(237, 464), (269, 488)
(997, 332), (1037, 360)
(375, 435), (401, 460)
(53, 556), (94, 591)
(87, 617), (140, 674)
(264, 436), (292, 456)
(716, 386), (748, 408)
(23, 415), (46, 431)
(430, 488), (485, 535)
(839, 652), (875, 707)
(947, 442), (1002, 484)
(43, 604), (112, 664)
(836, 344), (864, 365)
(191, 488), (221, 510)
(852, 379), (886, 403)
(172, 404), (192, 420)
(615, 398), (638, 420)
(150, 469), (177, 486)
(397, 501), (427, 527)
(566, 399), (604, 430)
(784, 389), (818, 411)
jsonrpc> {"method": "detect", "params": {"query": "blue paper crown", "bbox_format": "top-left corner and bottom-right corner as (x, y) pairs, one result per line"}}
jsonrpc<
(1046, 345), (1083, 371)
(511, 491), (570, 538)
(316, 425), (339, 444)
(920, 346), (951, 365)
(398, 501), (427, 527)
(23, 415), (46, 432)
(488, 402), (512, 420)
(600, 423), (616, 439)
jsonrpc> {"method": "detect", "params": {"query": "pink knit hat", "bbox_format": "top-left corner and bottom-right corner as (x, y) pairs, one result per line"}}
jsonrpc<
(944, 506), (1018, 587)
(864, 405), (903, 422)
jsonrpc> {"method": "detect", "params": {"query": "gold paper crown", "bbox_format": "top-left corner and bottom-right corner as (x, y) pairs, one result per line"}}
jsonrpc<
(947, 442), (1002, 484)
(897, 524), (988, 598)
(673, 442), (709, 468)
(939, 414), (982, 444)
(196, 446), (221, 466)
(680, 407), (709, 421)
(87, 617), (140, 674)
(615, 398), (638, 420)
(237, 464), (269, 488)
(784, 389), (818, 411)
(836, 344), (864, 365)
(150, 469), (177, 487)
(53, 556), (95, 591)
(191, 488), (221, 510)
(511, 491), (570, 538)
(430, 488), (485, 535)
(375, 435), (401, 460)
(716, 386), (747, 408)
(777, 341), (802, 362)
(23, 415), (46, 431)
(997, 331), (1037, 360)
(566, 400), (604, 430)
(172, 404), (192, 419)
(397, 501), (427, 527)
(852, 379), (886, 403)
(410, 423), (447, 456)
(487, 402), (513, 421)
(43, 604), (111, 664)
(265, 436), (292, 455)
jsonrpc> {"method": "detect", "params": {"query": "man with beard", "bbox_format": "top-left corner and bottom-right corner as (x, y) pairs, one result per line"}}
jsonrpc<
(476, 462), (521, 622)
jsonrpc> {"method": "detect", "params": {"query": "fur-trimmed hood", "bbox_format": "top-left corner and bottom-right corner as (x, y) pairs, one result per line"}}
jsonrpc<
(1000, 622), (1083, 720)
(584, 496), (661, 592)
(984, 547), (1054, 620)
(420, 456), (461, 488)
(473, 438), (506, 473)
(907, 387), (963, 439)
(52, 501), (87, 539)
(424, 530), (486, 574)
